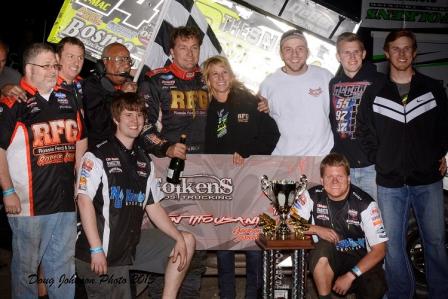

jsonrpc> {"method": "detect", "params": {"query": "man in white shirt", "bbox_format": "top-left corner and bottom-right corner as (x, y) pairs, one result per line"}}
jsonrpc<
(259, 29), (333, 156)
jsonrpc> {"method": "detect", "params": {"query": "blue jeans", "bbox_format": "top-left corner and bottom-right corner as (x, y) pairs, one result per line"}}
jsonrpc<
(350, 165), (377, 201)
(377, 181), (448, 299)
(217, 250), (262, 299)
(8, 212), (76, 299)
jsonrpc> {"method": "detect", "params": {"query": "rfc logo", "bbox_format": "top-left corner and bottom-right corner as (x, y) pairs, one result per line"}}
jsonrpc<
(159, 174), (234, 201)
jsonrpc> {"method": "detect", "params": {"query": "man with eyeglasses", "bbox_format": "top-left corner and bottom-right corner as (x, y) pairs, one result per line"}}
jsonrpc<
(1, 37), (86, 110)
(329, 32), (386, 201)
(357, 29), (448, 299)
(0, 42), (87, 298)
(82, 42), (139, 149)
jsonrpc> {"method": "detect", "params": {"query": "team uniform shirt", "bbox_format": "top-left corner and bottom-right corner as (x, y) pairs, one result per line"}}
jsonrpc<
(56, 75), (83, 113)
(75, 137), (164, 266)
(259, 65), (334, 156)
(139, 63), (208, 154)
(294, 184), (387, 253)
(0, 79), (86, 216)
(82, 75), (117, 149)
(329, 63), (386, 168)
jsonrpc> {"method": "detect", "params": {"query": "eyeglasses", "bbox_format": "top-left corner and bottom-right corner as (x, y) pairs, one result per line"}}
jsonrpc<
(28, 63), (62, 71)
(103, 56), (134, 66)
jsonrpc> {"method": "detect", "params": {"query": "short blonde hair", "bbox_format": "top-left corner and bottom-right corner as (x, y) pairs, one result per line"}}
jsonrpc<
(320, 153), (350, 177)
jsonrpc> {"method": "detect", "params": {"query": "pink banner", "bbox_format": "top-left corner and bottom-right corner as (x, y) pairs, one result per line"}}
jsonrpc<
(150, 155), (323, 250)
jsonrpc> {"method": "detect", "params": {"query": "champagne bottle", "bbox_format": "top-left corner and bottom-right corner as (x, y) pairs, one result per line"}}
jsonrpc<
(166, 134), (186, 184)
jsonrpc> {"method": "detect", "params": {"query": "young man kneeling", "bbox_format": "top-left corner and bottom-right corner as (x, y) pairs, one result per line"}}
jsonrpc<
(75, 92), (195, 298)
(294, 153), (388, 298)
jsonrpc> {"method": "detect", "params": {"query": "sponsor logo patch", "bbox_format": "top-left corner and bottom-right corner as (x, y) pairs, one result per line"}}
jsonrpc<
(237, 113), (249, 123)
(82, 159), (94, 171)
(309, 87), (323, 97)
(109, 167), (122, 173)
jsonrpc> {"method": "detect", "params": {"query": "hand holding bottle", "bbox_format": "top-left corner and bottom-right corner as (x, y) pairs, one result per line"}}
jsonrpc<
(166, 134), (187, 184)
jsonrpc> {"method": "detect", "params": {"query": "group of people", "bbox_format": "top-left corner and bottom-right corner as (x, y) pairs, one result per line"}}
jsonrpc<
(0, 22), (447, 299)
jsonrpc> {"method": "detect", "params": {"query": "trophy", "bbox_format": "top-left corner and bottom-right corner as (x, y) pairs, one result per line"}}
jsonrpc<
(260, 175), (308, 240)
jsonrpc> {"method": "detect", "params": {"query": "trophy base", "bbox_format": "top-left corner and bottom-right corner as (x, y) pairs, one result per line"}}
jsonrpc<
(257, 234), (314, 250)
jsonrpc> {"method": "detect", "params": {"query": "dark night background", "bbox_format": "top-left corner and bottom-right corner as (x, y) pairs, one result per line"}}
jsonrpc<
(0, 0), (363, 76)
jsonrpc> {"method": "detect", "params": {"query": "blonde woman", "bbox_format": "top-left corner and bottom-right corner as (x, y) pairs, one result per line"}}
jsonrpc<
(202, 55), (279, 298)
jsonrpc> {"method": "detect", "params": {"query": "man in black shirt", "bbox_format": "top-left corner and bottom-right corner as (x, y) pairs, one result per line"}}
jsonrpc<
(76, 92), (195, 298)
(294, 153), (387, 298)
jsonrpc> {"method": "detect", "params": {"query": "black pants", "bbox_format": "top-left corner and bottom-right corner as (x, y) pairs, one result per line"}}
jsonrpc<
(309, 240), (386, 299)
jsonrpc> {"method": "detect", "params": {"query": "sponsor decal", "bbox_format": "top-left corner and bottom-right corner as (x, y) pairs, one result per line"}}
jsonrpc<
(309, 87), (323, 97)
(31, 119), (79, 147)
(146, 133), (164, 145)
(136, 161), (146, 168)
(106, 159), (121, 167)
(161, 80), (175, 86)
(232, 226), (261, 241)
(109, 167), (122, 173)
(80, 168), (90, 178)
(79, 176), (87, 191)
(160, 74), (174, 80)
(237, 113), (249, 123)
(347, 209), (359, 225)
(336, 237), (365, 251)
(137, 170), (147, 177)
(55, 95), (69, 104)
(30, 107), (41, 114)
(160, 175), (234, 201)
(373, 219), (383, 226)
(316, 207), (328, 215)
(170, 90), (209, 111)
(82, 159), (94, 171)
(26, 98), (37, 108)
(110, 186), (145, 208)
(316, 214), (330, 221)
(36, 152), (75, 166)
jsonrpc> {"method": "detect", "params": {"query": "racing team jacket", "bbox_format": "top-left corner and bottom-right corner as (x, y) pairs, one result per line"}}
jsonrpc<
(82, 74), (168, 156)
(329, 63), (386, 168)
(139, 63), (208, 154)
(76, 136), (163, 266)
(82, 75), (117, 149)
(295, 184), (388, 253)
(56, 75), (83, 113)
(357, 71), (448, 187)
(0, 79), (86, 216)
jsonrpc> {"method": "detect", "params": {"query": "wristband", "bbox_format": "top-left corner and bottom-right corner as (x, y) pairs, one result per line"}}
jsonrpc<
(351, 265), (362, 277)
(89, 246), (103, 254)
(2, 187), (15, 197)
